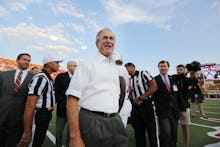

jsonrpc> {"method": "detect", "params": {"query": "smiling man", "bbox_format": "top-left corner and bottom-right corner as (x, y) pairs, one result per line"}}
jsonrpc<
(0, 53), (33, 147)
(66, 28), (129, 147)
(17, 55), (63, 147)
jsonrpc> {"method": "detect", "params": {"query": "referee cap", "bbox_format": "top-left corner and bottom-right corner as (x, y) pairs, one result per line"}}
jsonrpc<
(125, 62), (135, 68)
(43, 55), (63, 64)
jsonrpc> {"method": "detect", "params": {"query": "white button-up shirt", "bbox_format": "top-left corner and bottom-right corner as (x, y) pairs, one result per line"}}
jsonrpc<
(14, 69), (28, 84)
(66, 53), (120, 113)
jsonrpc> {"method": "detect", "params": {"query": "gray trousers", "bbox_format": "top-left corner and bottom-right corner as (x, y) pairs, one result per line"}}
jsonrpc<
(56, 116), (69, 147)
(79, 108), (129, 147)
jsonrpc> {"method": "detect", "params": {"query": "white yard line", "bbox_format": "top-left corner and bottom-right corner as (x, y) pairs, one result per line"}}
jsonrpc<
(204, 142), (220, 147)
(46, 130), (56, 144)
(46, 130), (65, 147)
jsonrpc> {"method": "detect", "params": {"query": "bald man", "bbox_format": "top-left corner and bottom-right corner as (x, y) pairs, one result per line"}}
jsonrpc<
(54, 60), (77, 147)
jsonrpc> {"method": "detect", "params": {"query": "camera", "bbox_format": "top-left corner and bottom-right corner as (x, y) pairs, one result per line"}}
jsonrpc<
(172, 73), (186, 81)
(186, 61), (201, 72)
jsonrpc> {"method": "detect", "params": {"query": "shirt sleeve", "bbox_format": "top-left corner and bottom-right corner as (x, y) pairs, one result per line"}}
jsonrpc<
(28, 76), (48, 96)
(142, 71), (153, 83)
(65, 61), (90, 99)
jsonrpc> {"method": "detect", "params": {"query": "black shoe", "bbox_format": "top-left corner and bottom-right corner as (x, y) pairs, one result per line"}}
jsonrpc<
(202, 115), (208, 119)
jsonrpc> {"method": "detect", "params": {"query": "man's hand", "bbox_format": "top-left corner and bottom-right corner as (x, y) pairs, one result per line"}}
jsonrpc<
(180, 111), (187, 120)
(133, 97), (143, 105)
(69, 137), (85, 147)
(17, 132), (32, 147)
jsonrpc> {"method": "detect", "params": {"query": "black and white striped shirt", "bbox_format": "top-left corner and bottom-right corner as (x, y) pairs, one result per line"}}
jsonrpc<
(130, 70), (153, 99)
(28, 69), (55, 108)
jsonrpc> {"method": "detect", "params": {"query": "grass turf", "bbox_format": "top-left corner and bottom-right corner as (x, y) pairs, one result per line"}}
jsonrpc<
(42, 99), (220, 147)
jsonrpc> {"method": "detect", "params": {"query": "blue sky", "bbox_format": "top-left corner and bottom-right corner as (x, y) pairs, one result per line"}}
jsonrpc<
(0, 0), (220, 75)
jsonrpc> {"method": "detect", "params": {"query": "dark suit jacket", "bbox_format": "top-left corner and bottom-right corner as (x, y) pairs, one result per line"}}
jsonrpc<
(0, 70), (33, 127)
(153, 75), (186, 119)
(54, 72), (71, 118)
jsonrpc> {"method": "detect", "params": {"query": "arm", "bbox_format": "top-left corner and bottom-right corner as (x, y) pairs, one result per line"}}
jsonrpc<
(134, 79), (157, 104)
(67, 96), (85, 147)
(177, 85), (187, 119)
(118, 76), (126, 112)
(17, 95), (39, 147)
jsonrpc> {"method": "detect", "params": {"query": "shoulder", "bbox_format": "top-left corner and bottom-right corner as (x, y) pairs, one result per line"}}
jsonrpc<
(32, 72), (48, 81)
(155, 74), (160, 79)
(0, 70), (15, 76)
(27, 71), (34, 77)
(57, 72), (68, 77)
(2, 69), (15, 74)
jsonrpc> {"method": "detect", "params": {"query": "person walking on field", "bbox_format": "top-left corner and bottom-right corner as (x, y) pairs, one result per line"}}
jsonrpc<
(66, 28), (129, 147)
(0, 53), (33, 147)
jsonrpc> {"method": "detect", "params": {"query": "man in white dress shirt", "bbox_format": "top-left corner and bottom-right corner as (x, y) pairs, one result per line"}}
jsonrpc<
(66, 28), (129, 147)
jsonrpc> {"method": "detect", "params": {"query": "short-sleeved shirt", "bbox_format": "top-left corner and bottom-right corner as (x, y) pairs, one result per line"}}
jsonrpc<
(66, 53), (120, 113)
(130, 70), (153, 99)
(28, 69), (55, 108)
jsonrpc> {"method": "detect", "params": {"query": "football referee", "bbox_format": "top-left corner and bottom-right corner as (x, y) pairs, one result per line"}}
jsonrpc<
(125, 62), (159, 147)
(17, 55), (63, 147)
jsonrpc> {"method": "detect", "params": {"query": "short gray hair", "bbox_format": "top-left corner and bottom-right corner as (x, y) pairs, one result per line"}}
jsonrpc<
(67, 60), (77, 67)
(96, 28), (115, 45)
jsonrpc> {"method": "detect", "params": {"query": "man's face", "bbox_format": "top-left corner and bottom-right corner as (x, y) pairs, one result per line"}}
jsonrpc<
(96, 29), (115, 57)
(67, 62), (77, 74)
(48, 61), (60, 72)
(126, 66), (135, 76)
(158, 62), (169, 75)
(31, 68), (39, 75)
(17, 55), (31, 70)
(177, 67), (185, 75)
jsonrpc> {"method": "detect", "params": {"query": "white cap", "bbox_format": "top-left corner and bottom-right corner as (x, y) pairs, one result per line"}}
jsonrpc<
(43, 55), (63, 64)
(113, 53), (122, 61)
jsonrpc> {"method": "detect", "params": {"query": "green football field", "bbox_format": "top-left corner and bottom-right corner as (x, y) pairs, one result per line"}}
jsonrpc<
(42, 99), (220, 147)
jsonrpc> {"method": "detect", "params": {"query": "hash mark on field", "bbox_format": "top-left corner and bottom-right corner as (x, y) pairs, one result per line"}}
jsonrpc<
(46, 130), (55, 144)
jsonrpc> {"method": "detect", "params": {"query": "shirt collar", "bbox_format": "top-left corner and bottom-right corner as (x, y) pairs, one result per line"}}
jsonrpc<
(96, 52), (114, 63)
(68, 71), (73, 78)
(131, 70), (139, 78)
(42, 68), (53, 81)
(16, 69), (28, 74)
(160, 74), (169, 78)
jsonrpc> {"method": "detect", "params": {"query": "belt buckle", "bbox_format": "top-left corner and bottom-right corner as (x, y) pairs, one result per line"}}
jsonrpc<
(106, 113), (111, 117)
(47, 107), (53, 111)
(105, 113), (115, 117)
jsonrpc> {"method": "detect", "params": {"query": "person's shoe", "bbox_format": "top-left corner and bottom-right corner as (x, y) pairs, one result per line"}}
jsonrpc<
(202, 115), (208, 119)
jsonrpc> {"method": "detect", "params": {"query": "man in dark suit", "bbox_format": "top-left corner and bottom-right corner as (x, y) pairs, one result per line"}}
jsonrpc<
(54, 60), (77, 147)
(0, 53), (33, 147)
(153, 60), (186, 147)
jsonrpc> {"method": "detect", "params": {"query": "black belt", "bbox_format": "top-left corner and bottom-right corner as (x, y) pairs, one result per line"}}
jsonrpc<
(36, 107), (53, 112)
(81, 108), (116, 117)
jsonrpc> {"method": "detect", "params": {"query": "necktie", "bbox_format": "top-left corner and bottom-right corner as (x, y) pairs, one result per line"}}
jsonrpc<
(15, 71), (23, 92)
(164, 75), (170, 92)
